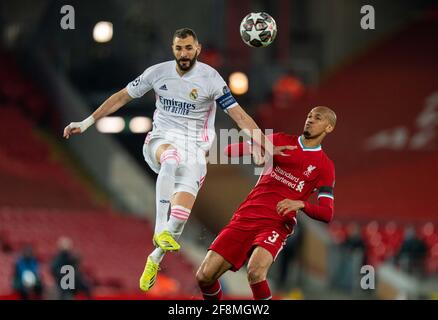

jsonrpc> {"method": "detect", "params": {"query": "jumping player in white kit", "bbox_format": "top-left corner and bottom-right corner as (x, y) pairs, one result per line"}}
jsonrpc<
(63, 28), (291, 292)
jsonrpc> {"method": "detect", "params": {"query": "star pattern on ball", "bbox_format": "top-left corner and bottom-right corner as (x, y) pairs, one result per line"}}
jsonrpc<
(250, 12), (265, 22)
(246, 27), (261, 41)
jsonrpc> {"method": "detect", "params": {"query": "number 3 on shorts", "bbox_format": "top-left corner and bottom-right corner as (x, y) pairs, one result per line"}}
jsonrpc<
(267, 231), (279, 243)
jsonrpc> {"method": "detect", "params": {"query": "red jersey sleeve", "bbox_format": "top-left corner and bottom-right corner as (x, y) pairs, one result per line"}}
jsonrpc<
(224, 140), (252, 157)
(302, 158), (335, 223)
(316, 158), (335, 192)
(224, 133), (280, 157)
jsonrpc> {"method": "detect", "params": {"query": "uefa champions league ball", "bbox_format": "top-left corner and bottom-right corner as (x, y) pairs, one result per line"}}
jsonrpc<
(240, 12), (277, 48)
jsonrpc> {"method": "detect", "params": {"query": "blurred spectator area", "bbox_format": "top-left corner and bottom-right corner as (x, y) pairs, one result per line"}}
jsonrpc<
(0, 50), (60, 131)
(328, 220), (438, 275)
(0, 208), (198, 298)
(0, 49), (99, 210)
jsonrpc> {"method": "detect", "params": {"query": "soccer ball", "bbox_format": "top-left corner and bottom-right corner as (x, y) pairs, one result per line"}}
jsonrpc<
(239, 12), (277, 48)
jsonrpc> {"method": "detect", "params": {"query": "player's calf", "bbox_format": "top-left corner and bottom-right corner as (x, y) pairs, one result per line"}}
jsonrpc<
(250, 280), (272, 300)
(247, 265), (268, 284)
(247, 246), (274, 299)
(196, 271), (223, 300)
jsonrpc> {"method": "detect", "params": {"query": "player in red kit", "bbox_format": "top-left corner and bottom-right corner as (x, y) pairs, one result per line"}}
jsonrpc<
(196, 106), (337, 300)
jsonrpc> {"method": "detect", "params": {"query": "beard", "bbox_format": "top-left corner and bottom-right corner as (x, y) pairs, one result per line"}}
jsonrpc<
(303, 130), (323, 139)
(176, 52), (198, 71)
(303, 130), (312, 138)
(303, 130), (324, 139)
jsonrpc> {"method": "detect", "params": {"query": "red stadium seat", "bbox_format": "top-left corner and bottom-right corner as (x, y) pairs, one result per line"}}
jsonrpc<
(0, 208), (198, 297)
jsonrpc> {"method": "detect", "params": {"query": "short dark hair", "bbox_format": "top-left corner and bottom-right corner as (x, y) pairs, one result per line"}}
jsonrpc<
(173, 28), (198, 42)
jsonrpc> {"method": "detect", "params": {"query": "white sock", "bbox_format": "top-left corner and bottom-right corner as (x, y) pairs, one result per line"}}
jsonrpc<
(154, 149), (180, 235)
(168, 205), (191, 240)
(150, 248), (165, 264)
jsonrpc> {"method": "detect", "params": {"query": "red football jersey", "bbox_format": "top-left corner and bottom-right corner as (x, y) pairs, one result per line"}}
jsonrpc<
(231, 133), (335, 229)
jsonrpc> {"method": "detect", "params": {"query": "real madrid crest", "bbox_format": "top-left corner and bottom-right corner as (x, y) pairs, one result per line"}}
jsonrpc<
(189, 88), (198, 100)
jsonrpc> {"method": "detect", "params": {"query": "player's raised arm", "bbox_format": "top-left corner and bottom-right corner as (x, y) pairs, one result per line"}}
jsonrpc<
(224, 140), (251, 158)
(63, 88), (133, 139)
(227, 105), (293, 158)
(209, 70), (291, 160)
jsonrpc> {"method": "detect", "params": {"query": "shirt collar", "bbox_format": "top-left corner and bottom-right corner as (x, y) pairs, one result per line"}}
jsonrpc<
(298, 135), (322, 151)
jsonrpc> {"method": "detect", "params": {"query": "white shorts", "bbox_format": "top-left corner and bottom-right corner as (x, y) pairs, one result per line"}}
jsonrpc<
(143, 131), (207, 197)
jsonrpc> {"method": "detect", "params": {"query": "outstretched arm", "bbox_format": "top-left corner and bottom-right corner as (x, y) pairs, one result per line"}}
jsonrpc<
(227, 105), (271, 151)
(63, 88), (133, 139)
(224, 140), (270, 164)
(224, 141), (251, 157)
(227, 105), (292, 161)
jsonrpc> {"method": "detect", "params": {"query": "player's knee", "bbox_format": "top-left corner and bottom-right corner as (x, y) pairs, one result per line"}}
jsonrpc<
(159, 148), (180, 170)
(247, 265), (267, 284)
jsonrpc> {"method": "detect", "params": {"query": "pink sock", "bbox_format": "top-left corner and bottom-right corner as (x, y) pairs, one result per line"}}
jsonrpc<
(250, 280), (272, 300)
(200, 280), (223, 300)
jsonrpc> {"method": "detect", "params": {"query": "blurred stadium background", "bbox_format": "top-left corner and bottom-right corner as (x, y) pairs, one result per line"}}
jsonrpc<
(0, 0), (437, 300)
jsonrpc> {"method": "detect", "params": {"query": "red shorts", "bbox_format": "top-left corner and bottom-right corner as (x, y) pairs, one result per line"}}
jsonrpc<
(209, 220), (294, 271)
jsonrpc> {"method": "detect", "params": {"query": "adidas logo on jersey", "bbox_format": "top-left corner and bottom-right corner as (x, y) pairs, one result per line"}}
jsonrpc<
(159, 84), (168, 90)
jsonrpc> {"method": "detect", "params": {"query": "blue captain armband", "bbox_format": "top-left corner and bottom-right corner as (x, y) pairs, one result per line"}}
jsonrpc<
(216, 92), (238, 110)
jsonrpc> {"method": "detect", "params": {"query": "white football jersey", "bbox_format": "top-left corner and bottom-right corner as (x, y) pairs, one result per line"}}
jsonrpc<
(126, 60), (238, 150)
